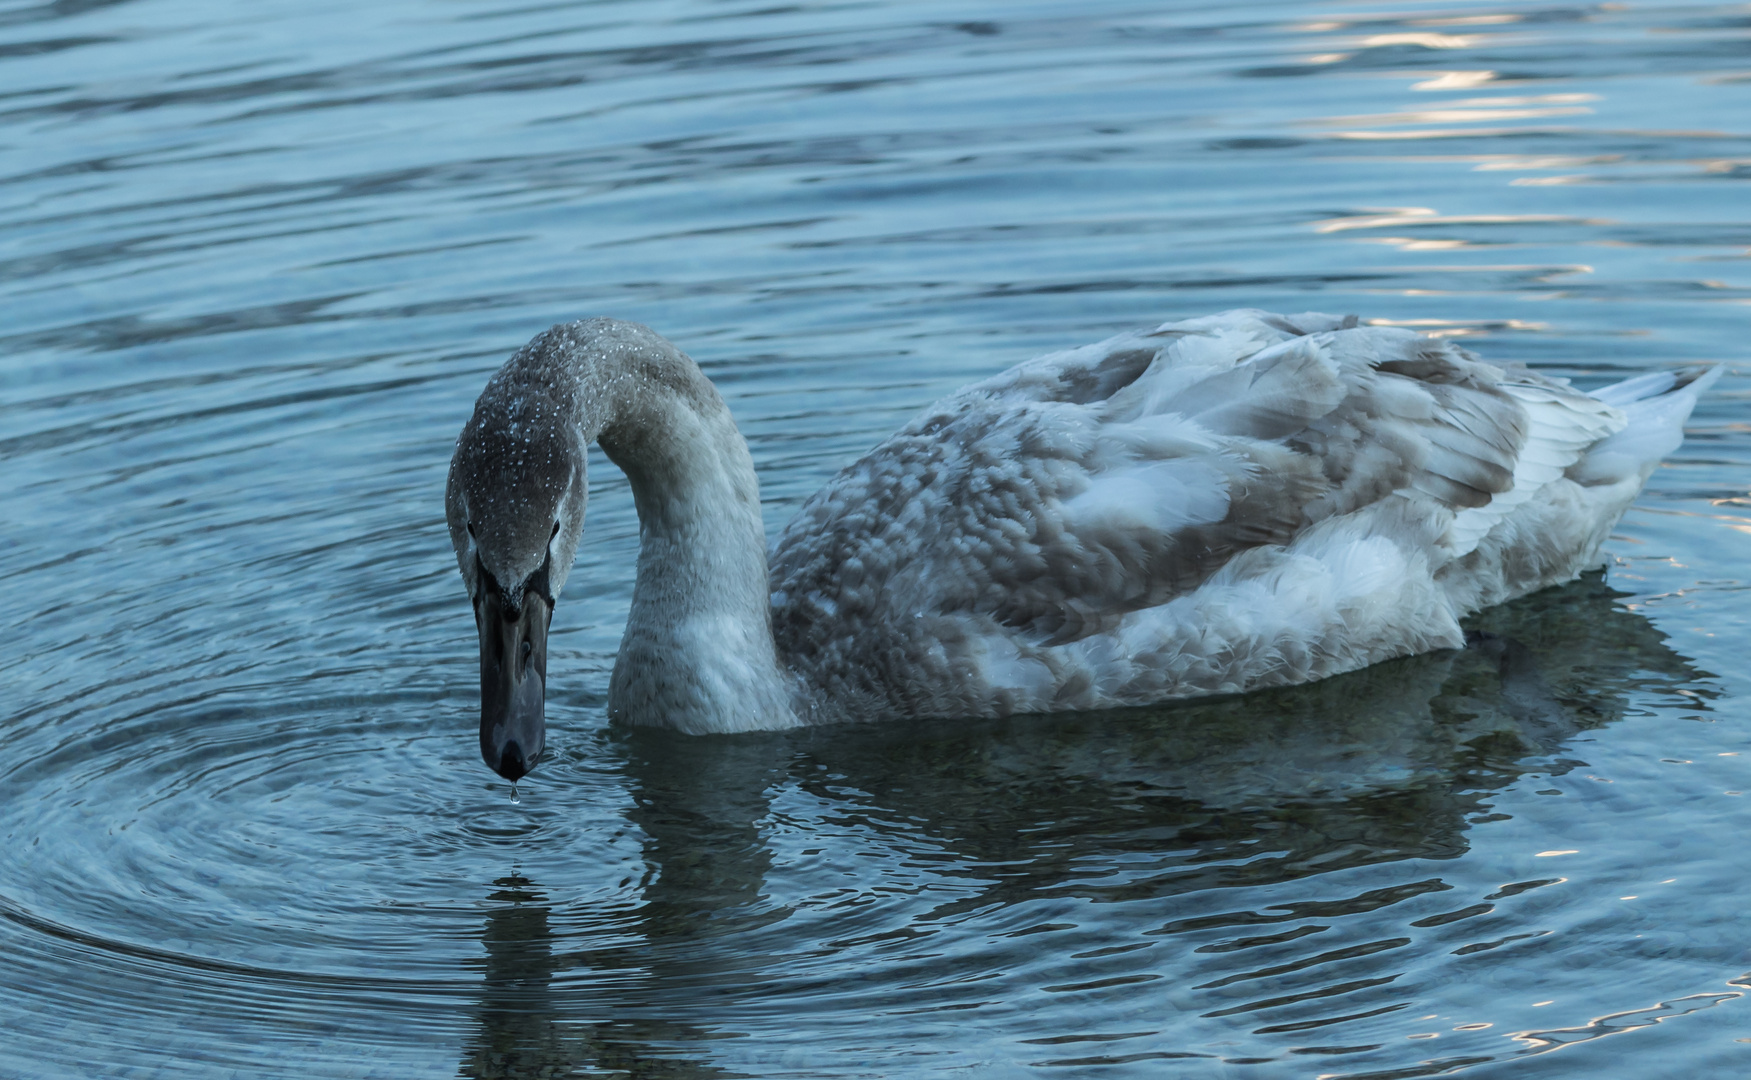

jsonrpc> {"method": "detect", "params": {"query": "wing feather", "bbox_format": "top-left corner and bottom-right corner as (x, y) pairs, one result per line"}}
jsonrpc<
(770, 310), (1638, 721)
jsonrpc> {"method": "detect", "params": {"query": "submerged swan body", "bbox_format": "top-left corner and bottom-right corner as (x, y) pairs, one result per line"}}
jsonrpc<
(447, 310), (1715, 776)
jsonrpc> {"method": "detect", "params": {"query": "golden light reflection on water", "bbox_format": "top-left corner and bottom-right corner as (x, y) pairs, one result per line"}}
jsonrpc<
(1315, 96), (1596, 129)
(1316, 151), (1748, 192)
(1314, 207), (1604, 233)
(1414, 71), (1503, 90)
(1365, 318), (1550, 330)
(1356, 237), (1484, 250)
(1330, 127), (1585, 141)
(1362, 316), (1552, 338)
(1410, 14), (1523, 28)
(1356, 32), (1489, 49)
(1469, 156), (1620, 170)
(1340, 106), (1593, 126)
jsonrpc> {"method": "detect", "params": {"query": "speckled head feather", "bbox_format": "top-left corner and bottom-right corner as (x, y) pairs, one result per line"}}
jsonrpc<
(446, 329), (587, 607)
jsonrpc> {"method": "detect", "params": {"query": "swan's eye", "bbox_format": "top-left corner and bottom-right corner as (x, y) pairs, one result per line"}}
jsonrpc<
(550, 521), (560, 540)
(466, 521), (477, 539)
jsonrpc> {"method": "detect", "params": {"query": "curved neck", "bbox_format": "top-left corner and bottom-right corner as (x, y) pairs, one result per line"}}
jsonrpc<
(553, 319), (799, 733)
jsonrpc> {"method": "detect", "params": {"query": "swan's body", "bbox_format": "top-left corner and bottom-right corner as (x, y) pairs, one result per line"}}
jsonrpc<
(448, 310), (1714, 772)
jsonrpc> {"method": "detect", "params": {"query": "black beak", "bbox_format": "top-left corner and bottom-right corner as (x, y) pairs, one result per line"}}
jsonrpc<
(476, 582), (552, 781)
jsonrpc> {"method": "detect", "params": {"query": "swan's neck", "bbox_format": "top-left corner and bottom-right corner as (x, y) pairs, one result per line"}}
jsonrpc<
(559, 320), (800, 733)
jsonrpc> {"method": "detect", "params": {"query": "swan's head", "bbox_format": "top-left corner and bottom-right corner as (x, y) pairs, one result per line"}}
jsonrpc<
(446, 361), (586, 782)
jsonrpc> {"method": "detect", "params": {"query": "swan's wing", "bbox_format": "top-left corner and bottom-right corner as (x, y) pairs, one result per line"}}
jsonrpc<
(769, 310), (1625, 719)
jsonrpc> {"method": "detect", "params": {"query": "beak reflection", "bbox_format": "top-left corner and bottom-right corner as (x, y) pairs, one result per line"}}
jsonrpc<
(476, 580), (552, 782)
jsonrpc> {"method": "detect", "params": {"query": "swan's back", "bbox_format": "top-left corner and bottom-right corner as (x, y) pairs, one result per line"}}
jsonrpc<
(769, 309), (1712, 723)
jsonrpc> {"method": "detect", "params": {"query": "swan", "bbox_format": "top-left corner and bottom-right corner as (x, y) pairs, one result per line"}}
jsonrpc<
(446, 310), (1716, 780)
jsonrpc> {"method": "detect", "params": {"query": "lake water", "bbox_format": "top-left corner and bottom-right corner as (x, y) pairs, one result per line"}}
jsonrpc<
(2, 0), (1750, 1076)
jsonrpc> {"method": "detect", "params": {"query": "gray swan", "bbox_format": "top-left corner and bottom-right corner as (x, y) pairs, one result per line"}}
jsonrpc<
(446, 310), (1715, 780)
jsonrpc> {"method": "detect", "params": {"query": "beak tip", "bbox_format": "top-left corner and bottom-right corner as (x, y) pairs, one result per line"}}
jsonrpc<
(489, 739), (537, 782)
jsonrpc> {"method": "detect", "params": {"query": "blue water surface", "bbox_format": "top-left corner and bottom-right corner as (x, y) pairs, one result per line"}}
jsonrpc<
(2, 0), (1751, 1076)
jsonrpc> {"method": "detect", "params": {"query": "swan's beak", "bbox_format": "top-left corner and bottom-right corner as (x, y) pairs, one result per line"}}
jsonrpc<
(476, 588), (551, 781)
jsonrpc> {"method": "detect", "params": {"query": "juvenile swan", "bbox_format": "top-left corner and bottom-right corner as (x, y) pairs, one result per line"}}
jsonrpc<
(447, 310), (1715, 779)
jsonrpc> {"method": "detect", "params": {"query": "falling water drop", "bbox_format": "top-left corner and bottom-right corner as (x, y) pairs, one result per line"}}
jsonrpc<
(509, 783), (520, 805)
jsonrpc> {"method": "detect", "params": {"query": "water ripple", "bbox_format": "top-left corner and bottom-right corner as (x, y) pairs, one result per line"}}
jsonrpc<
(2, 0), (1751, 1076)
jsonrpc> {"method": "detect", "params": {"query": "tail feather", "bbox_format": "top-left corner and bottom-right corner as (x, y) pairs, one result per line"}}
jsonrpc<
(1570, 365), (1719, 486)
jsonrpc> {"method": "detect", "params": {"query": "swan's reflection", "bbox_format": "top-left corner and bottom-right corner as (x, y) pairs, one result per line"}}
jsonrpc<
(833, 573), (1692, 873)
(614, 569), (1705, 921)
(621, 736), (786, 940)
(463, 573), (1707, 1074)
(456, 743), (791, 1078)
(458, 874), (740, 1079)
(458, 875), (558, 1078)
